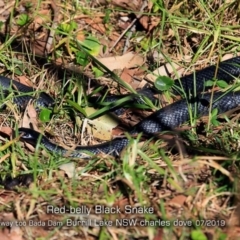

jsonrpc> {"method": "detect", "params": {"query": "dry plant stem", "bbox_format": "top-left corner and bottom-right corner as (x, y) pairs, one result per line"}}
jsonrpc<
(123, 25), (135, 53)
(45, 0), (59, 54)
(207, 56), (220, 133)
(0, 1), (15, 15)
(109, 1), (148, 52)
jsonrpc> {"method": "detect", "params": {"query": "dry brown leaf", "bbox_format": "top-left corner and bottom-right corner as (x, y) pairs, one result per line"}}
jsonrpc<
(0, 213), (23, 240)
(120, 68), (142, 89)
(139, 16), (160, 32)
(153, 228), (163, 240)
(29, 10), (51, 31)
(222, 53), (240, 61)
(228, 203), (240, 226)
(168, 195), (187, 206)
(20, 104), (38, 130)
(111, 0), (142, 10)
(120, 68), (139, 85)
(0, 127), (12, 137)
(112, 127), (125, 136)
(148, 0), (153, 10)
(7, 226), (23, 240)
(97, 52), (144, 71)
(85, 18), (106, 34)
(55, 57), (65, 66)
(118, 20), (131, 31)
(31, 36), (48, 57)
(109, 32), (120, 42)
(91, 23), (106, 34)
(76, 31), (85, 42)
(19, 104), (39, 152)
(0, 0), (4, 8)
(139, 16), (149, 30)
(146, 62), (183, 82)
(17, 76), (32, 87)
(148, 16), (161, 32)
(0, 229), (12, 240)
(226, 226), (240, 239)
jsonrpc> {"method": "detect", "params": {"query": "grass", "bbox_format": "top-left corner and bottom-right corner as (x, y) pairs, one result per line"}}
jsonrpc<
(0, 0), (240, 239)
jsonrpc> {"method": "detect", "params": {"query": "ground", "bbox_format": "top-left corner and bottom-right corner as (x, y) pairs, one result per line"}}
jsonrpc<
(0, 0), (239, 239)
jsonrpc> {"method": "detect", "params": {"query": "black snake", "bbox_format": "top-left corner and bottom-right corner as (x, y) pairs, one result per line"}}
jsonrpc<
(2, 56), (240, 159)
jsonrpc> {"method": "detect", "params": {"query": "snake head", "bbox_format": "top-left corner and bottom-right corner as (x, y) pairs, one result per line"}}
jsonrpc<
(18, 128), (42, 145)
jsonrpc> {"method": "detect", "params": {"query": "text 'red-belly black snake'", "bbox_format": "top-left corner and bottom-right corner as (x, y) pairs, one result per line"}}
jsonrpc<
(2, 56), (240, 159)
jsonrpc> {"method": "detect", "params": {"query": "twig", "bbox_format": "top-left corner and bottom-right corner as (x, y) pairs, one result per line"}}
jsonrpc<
(45, 0), (59, 54)
(109, 1), (148, 52)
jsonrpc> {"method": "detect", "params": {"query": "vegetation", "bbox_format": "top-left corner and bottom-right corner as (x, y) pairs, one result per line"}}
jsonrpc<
(0, 0), (239, 239)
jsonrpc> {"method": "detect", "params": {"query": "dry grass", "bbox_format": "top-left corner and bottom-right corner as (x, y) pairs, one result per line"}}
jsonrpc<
(0, 0), (240, 239)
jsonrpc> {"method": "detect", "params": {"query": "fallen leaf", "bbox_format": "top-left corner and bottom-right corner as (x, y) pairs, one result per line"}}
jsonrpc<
(31, 35), (48, 57)
(226, 226), (240, 239)
(29, 10), (51, 31)
(0, 127), (13, 137)
(148, 0), (153, 10)
(0, 229), (12, 240)
(17, 76), (33, 87)
(85, 18), (106, 34)
(168, 195), (187, 206)
(81, 107), (119, 140)
(146, 62), (183, 83)
(55, 57), (67, 66)
(139, 15), (149, 30)
(153, 228), (163, 240)
(97, 52), (144, 71)
(8, 226), (23, 240)
(20, 104), (39, 152)
(76, 31), (85, 41)
(147, 16), (160, 32)
(59, 162), (76, 178)
(111, 0), (142, 10)
(229, 203), (240, 226)
(112, 127), (125, 136)
(120, 68), (138, 84)
(222, 53), (239, 61)
(0, 0), (4, 7)
(108, 32), (120, 42)
(20, 104), (38, 130)
(0, 213), (23, 240)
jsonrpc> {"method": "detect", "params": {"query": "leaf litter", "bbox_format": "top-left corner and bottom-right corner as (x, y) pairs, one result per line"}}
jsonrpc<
(0, 0), (239, 239)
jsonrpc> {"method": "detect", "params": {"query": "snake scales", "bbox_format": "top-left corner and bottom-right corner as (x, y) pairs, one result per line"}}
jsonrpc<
(2, 56), (240, 159)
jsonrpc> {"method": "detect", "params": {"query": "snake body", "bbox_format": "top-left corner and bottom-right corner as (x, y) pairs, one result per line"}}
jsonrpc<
(0, 76), (54, 108)
(172, 56), (240, 93)
(4, 57), (240, 158)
